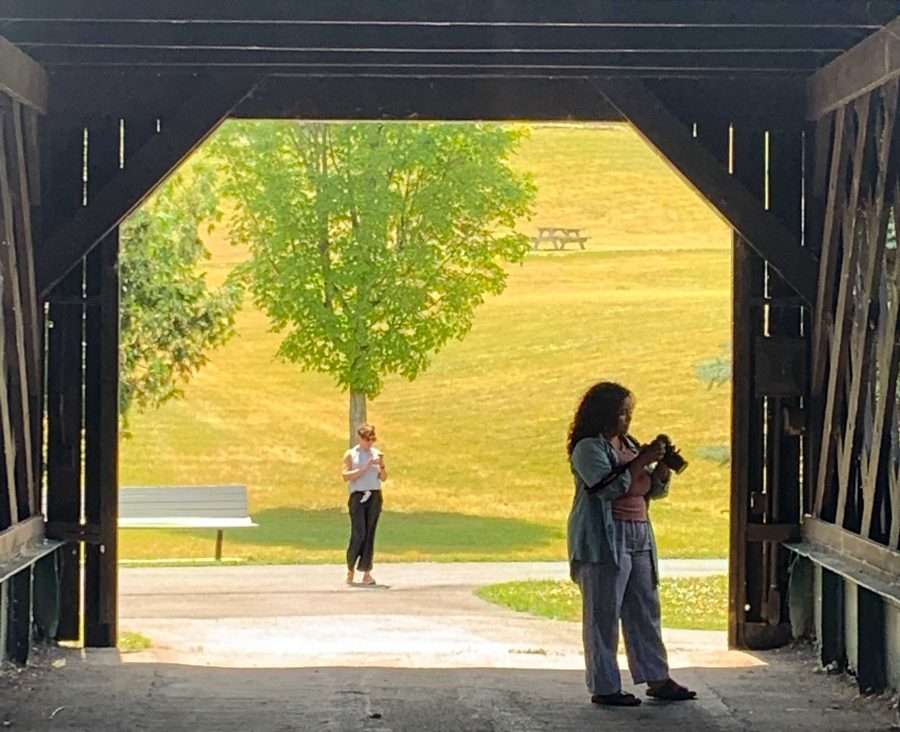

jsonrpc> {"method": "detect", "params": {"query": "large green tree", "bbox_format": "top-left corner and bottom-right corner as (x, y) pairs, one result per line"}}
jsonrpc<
(119, 158), (241, 424)
(212, 121), (535, 443)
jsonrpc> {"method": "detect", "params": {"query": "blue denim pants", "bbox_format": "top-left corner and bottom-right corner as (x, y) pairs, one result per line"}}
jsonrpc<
(572, 520), (669, 695)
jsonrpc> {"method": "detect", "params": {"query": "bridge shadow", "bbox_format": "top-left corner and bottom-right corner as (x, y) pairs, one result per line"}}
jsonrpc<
(10, 645), (893, 732)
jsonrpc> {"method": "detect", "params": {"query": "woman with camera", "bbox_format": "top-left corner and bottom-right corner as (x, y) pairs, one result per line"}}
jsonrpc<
(567, 381), (696, 707)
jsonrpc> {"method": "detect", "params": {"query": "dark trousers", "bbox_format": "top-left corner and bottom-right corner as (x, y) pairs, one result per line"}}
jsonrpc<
(347, 490), (383, 572)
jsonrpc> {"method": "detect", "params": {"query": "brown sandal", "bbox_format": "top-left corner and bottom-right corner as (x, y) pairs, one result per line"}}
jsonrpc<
(646, 679), (696, 701)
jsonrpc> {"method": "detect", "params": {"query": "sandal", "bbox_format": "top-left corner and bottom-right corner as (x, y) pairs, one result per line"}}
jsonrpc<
(591, 691), (641, 707)
(646, 679), (696, 701)
(361, 576), (377, 586)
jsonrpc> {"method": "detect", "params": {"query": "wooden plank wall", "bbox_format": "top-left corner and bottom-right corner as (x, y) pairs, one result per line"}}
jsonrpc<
(0, 89), (44, 663)
(0, 95), (43, 534)
(809, 79), (900, 549)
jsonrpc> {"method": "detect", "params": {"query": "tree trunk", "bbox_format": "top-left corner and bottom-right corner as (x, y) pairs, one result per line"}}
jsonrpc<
(349, 390), (368, 447)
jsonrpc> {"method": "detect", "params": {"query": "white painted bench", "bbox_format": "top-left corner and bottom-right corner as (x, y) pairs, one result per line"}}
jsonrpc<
(119, 485), (258, 560)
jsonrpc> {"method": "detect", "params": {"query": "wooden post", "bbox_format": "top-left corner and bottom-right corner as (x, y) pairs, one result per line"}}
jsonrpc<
(820, 568), (846, 670)
(857, 587), (886, 692)
(215, 530), (224, 562)
(45, 264), (85, 641)
(731, 124), (768, 648)
(83, 231), (119, 648)
(5, 567), (31, 664)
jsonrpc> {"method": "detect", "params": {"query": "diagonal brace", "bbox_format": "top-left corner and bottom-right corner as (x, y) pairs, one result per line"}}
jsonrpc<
(36, 74), (261, 298)
(596, 78), (818, 306)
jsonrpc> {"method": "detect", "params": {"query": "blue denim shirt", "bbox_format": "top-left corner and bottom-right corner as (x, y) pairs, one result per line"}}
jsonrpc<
(567, 436), (669, 584)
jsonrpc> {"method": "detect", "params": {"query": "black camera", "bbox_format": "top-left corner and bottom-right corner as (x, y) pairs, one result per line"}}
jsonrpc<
(656, 434), (688, 474)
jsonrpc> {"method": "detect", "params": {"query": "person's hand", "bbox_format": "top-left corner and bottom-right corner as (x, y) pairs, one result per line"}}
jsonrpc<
(635, 440), (665, 469)
(653, 461), (672, 482)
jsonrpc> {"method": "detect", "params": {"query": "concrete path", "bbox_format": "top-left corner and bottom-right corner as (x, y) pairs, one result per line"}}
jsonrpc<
(4, 561), (896, 731)
(117, 560), (729, 669)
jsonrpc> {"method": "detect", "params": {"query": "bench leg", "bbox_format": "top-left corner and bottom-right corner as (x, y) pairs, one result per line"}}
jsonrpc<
(215, 530), (224, 561)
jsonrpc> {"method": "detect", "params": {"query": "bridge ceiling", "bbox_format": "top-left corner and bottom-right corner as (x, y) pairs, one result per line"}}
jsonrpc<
(0, 1), (898, 79)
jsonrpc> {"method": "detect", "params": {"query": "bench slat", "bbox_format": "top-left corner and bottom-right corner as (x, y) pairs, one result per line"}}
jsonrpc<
(119, 485), (254, 528)
(120, 518), (258, 529)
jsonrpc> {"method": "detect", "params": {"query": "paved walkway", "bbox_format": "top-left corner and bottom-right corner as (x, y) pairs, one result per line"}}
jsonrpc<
(117, 560), (728, 668)
(4, 561), (897, 731)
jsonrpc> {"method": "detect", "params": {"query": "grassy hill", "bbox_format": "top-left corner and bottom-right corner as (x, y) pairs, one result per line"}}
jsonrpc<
(119, 122), (732, 563)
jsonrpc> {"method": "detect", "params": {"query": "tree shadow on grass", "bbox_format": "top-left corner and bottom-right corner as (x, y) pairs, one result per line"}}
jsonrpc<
(187, 507), (562, 556)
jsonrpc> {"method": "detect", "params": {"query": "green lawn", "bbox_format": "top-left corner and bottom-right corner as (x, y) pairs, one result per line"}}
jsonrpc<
(119, 123), (732, 564)
(477, 577), (728, 631)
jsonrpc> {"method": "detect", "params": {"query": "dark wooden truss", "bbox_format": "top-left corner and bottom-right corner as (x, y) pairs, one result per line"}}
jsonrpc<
(0, 1), (897, 668)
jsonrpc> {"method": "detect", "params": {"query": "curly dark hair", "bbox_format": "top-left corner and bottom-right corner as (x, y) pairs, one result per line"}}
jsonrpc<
(566, 382), (632, 457)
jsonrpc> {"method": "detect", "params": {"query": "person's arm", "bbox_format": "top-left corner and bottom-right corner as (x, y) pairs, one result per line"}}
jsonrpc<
(342, 451), (374, 482)
(574, 440), (633, 499)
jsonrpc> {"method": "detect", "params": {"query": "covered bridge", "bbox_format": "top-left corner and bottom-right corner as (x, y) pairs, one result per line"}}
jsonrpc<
(0, 0), (898, 696)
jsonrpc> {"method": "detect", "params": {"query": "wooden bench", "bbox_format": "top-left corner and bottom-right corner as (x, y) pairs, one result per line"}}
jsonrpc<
(531, 226), (589, 251)
(119, 485), (258, 561)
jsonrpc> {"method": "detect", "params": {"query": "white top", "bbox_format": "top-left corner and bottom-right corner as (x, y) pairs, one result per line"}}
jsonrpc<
(347, 445), (382, 494)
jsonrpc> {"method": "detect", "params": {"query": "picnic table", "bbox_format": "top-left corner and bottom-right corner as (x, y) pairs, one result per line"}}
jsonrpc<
(530, 227), (589, 250)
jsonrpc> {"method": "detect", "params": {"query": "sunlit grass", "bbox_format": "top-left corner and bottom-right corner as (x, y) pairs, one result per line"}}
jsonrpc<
(119, 631), (153, 653)
(476, 576), (728, 630)
(120, 123), (732, 564)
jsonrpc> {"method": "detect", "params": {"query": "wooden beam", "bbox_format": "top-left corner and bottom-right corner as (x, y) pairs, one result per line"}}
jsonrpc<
(2, 22), (875, 53)
(0, 268), (17, 526)
(732, 124), (773, 643)
(83, 232), (118, 648)
(17, 45), (836, 73)
(0, 514), (41, 560)
(4, 1), (896, 27)
(745, 523), (801, 543)
(238, 76), (625, 122)
(44, 521), (101, 545)
(0, 36), (47, 113)
(597, 78), (818, 305)
(0, 112), (35, 517)
(45, 263), (84, 641)
(730, 238), (753, 649)
(801, 517), (900, 578)
(808, 15), (900, 120)
(11, 103), (41, 385)
(36, 75), (259, 298)
(811, 107), (848, 396)
(21, 107), (39, 204)
(11, 103), (42, 513)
